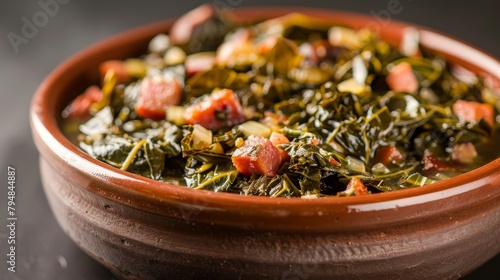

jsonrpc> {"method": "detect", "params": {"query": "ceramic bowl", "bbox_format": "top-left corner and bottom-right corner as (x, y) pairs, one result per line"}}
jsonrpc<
(30, 7), (500, 280)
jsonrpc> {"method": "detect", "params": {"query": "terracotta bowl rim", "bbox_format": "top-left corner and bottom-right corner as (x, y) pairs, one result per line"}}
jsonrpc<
(30, 6), (500, 213)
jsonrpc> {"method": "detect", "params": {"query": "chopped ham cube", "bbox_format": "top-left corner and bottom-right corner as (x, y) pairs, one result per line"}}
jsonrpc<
(269, 132), (289, 146)
(231, 135), (282, 177)
(62, 85), (102, 119)
(422, 150), (452, 171)
(216, 29), (253, 67)
(310, 138), (320, 146)
(184, 89), (246, 130)
(345, 177), (368, 195)
(185, 53), (216, 76)
(451, 143), (478, 164)
(452, 100), (495, 128)
(386, 62), (419, 94)
(135, 76), (182, 119)
(269, 132), (290, 163)
(169, 4), (215, 45)
(329, 157), (340, 166)
(374, 146), (404, 166)
(99, 60), (131, 84)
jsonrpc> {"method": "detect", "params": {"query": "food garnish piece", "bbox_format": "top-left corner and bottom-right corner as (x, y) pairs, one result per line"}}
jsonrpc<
(62, 85), (102, 119)
(135, 76), (183, 119)
(451, 143), (478, 164)
(216, 28), (255, 68)
(452, 100), (495, 128)
(169, 4), (215, 45)
(344, 177), (369, 196)
(239, 121), (272, 138)
(184, 88), (246, 130)
(99, 60), (131, 84)
(374, 146), (404, 166)
(232, 135), (282, 177)
(422, 150), (452, 171)
(270, 132), (291, 163)
(386, 61), (419, 94)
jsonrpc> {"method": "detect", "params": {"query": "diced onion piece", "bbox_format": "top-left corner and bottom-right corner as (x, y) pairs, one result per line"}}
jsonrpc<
(328, 26), (360, 49)
(371, 163), (390, 174)
(289, 67), (330, 85)
(346, 156), (366, 173)
(166, 105), (186, 126)
(239, 121), (272, 138)
(143, 53), (165, 69)
(352, 55), (368, 85)
(209, 142), (224, 154)
(451, 64), (477, 85)
(243, 107), (257, 120)
(328, 141), (346, 154)
(337, 78), (369, 94)
(400, 27), (420, 57)
(298, 42), (314, 60)
(192, 124), (212, 150)
(148, 33), (170, 54)
(164, 46), (186, 66)
(124, 58), (147, 79)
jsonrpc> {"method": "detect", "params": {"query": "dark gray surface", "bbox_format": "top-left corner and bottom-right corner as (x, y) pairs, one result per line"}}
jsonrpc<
(0, 0), (499, 279)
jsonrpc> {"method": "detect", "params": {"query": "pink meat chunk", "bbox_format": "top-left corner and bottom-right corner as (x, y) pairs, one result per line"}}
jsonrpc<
(231, 135), (282, 177)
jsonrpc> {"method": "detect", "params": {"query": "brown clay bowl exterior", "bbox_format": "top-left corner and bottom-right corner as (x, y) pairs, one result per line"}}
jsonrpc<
(30, 7), (500, 280)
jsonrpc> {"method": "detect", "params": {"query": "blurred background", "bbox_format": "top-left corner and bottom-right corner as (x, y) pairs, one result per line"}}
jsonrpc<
(0, 0), (499, 279)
